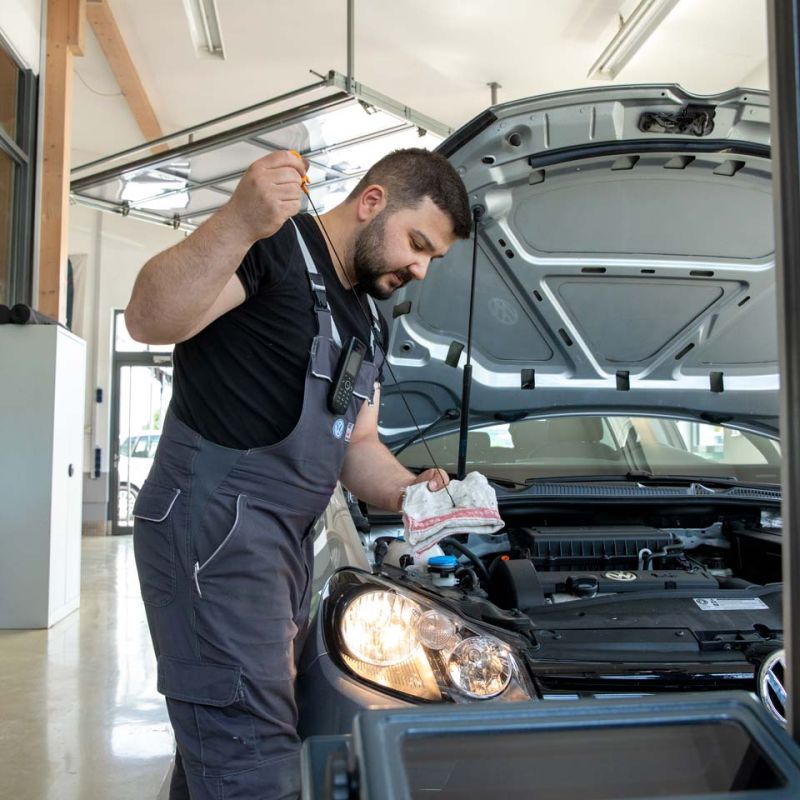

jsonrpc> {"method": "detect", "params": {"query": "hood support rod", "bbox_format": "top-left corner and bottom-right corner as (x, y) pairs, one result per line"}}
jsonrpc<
(346, 0), (355, 93)
(457, 207), (483, 480)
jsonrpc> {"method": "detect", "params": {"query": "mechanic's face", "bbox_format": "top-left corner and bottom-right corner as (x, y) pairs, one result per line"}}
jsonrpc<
(353, 197), (457, 300)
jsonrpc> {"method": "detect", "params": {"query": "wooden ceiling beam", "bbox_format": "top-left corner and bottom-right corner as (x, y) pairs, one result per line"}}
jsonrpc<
(67, 0), (86, 55)
(85, 0), (167, 151)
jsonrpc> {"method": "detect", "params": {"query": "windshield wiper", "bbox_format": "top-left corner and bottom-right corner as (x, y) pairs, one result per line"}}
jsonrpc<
(392, 408), (460, 457)
(407, 465), (528, 490)
(525, 472), (779, 490)
(524, 473), (695, 484)
(629, 472), (780, 490)
(479, 474), (529, 489)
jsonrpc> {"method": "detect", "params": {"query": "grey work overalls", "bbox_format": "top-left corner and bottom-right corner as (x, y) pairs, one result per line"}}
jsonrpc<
(132, 221), (383, 799)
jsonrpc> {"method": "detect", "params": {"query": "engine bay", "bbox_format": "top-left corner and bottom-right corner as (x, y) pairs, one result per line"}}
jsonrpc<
(373, 500), (782, 601)
(358, 496), (785, 721)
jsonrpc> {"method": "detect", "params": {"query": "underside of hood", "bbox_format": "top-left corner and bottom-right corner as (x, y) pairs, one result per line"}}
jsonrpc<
(378, 85), (777, 442)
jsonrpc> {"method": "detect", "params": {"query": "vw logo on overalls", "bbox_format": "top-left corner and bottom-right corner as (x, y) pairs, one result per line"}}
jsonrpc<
(332, 418), (346, 439)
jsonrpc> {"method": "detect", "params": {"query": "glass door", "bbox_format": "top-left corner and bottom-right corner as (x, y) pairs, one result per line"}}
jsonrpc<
(111, 360), (173, 533)
(110, 310), (175, 534)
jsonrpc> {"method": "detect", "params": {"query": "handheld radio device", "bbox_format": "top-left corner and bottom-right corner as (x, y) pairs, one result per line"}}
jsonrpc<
(328, 336), (367, 415)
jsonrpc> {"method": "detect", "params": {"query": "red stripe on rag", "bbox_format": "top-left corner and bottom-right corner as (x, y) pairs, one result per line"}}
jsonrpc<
(404, 506), (502, 534)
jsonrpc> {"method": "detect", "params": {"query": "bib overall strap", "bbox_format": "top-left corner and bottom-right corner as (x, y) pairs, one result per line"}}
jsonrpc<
(365, 295), (383, 356)
(291, 219), (341, 346)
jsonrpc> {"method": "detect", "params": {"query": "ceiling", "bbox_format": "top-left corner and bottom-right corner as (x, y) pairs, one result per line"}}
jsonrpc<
(70, 0), (769, 171)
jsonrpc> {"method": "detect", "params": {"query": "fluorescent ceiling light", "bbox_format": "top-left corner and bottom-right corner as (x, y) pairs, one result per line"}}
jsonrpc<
(587, 0), (680, 80)
(120, 166), (190, 211)
(182, 0), (225, 60)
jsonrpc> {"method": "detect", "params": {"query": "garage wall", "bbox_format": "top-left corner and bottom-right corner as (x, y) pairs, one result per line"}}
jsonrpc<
(741, 60), (770, 89)
(0, 0), (43, 72)
(68, 205), (182, 531)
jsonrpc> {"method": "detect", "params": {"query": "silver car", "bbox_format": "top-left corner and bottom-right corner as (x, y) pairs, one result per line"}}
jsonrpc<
(298, 84), (787, 734)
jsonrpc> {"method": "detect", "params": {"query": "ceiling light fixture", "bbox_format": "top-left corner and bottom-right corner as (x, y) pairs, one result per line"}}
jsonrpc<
(587, 0), (680, 81)
(120, 165), (191, 211)
(182, 0), (225, 60)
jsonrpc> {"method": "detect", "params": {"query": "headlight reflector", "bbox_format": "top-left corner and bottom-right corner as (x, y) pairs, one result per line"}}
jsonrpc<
(447, 636), (512, 698)
(341, 648), (440, 701)
(340, 590), (419, 665)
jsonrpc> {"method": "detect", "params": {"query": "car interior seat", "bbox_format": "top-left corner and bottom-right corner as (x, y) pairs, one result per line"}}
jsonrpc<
(510, 420), (549, 457)
(467, 431), (493, 462)
(528, 417), (622, 461)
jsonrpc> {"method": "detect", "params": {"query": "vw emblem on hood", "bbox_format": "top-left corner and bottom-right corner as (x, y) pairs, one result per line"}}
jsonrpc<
(604, 571), (637, 582)
(758, 648), (787, 727)
(488, 297), (519, 326)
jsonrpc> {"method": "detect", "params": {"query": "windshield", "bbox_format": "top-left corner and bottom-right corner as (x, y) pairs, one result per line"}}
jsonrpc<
(397, 415), (781, 486)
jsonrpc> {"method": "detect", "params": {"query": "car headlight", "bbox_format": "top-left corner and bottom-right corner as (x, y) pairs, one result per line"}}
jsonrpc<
(333, 581), (530, 703)
(340, 590), (420, 665)
(448, 636), (512, 699)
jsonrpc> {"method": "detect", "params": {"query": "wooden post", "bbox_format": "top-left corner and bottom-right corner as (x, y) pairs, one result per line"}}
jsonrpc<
(38, 0), (85, 321)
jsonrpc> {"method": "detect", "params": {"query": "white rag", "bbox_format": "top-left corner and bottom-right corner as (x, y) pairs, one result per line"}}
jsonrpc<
(402, 471), (504, 556)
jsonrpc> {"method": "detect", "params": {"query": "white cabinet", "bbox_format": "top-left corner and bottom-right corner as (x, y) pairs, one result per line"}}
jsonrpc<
(0, 325), (86, 628)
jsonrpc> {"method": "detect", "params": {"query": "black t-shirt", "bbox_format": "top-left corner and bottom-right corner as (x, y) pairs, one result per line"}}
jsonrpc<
(171, 214), (387, 449)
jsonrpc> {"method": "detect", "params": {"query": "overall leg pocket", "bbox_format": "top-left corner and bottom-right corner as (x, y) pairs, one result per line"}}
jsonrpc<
(193, 494), (247, 577)
(158, 655), (258, 778)
(132, 482), (182, 606)
(192, 497), (316, 675)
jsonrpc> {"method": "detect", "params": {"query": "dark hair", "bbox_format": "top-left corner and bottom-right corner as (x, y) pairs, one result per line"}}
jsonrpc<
(348, 148), (472, 239)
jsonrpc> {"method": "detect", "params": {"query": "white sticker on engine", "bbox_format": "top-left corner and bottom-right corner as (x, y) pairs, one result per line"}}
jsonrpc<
(693, 598), (769, 611)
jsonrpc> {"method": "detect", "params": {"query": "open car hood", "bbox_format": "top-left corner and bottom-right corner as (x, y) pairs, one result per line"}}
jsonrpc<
(378, 85), (777, 444)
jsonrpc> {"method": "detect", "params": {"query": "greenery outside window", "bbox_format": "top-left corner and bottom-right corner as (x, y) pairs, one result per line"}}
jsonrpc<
(0, 39), (37, 307)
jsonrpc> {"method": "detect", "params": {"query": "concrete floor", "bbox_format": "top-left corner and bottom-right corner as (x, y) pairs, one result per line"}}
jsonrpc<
(0, 536), (173, 800)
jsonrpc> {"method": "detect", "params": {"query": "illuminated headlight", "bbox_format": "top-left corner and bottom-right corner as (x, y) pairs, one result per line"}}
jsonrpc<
(340, 590), (420, 665)
(335, 585), (530, 703)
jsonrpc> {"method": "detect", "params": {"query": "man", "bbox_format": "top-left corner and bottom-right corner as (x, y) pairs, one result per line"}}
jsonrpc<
(125, 147), (472, 799)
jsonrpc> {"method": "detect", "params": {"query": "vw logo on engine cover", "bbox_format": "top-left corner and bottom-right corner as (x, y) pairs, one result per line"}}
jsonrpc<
(759, 648), (787, 727)
(604, 571), (637, 582)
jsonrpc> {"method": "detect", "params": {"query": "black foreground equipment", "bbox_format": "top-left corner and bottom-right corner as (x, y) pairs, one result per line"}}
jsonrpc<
(7, 305), (59, 325)
(302, 693), (800, 800)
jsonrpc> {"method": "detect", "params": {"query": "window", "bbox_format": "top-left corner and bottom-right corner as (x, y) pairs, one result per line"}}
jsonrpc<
(114, 309), (174, 354)
(0, 149), (13, 299)
(398, 415), (781, 486)
(0, 40), (37, 306)
(131, 436), (151, 458)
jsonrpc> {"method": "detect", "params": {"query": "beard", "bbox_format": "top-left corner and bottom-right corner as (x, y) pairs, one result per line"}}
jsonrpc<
(352, 213), (412, 300)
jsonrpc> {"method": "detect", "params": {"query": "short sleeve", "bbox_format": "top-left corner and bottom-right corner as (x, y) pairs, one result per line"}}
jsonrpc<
(235, 219), (298, 299)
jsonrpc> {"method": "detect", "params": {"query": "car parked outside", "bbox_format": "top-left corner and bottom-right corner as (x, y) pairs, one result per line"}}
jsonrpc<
(118, 430), (160, 523)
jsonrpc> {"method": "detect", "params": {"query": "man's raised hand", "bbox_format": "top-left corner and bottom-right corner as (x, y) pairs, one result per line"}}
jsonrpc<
(224, 151), (309, 243)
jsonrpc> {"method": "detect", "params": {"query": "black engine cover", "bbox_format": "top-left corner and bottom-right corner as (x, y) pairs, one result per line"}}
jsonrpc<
(517, 526), (678, 572)
(536, 568), (718, 596)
